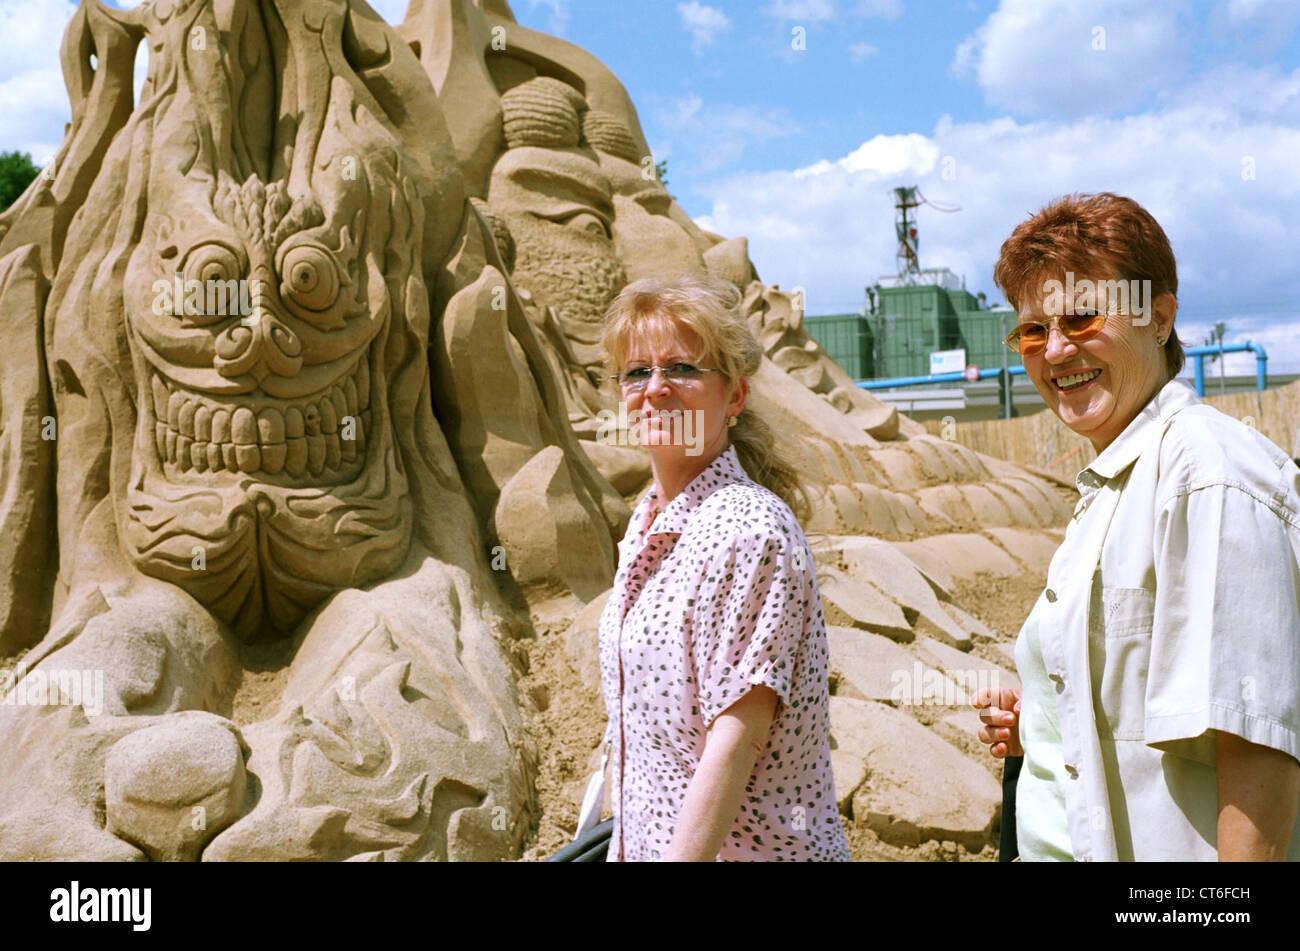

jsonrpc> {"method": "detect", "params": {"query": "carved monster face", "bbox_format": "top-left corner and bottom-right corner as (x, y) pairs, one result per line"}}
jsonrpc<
(119, 161), (414, 640)
(92, 0), (463, 640)
(125, 177), (375, 485)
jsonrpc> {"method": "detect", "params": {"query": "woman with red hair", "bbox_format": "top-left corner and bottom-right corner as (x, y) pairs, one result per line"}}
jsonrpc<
(974, 193), (1300, 861)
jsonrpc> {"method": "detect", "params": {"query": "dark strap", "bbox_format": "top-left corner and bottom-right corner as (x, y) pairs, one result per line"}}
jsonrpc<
(1000, 756), (1022, 862)
(545, 818), (614, 862)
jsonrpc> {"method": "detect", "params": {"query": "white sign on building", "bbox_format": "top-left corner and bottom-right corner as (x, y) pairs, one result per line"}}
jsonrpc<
(929, 348), (967, 376)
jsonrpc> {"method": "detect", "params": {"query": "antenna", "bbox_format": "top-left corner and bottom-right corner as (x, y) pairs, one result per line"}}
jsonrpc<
(893, 186), (921, 283)
(892, 186), (960, 284)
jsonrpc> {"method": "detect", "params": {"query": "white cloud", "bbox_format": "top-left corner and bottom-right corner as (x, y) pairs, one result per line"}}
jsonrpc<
(0, 66), (69, 166)
(854, 0), (903, 18)
(523, 0), (572, 36)
(0, 0), (76, 80)
(1207, 0), (1300, 59)
(762, 0), (902, 22)
(1221, 0), (1300, 37)
(763, 0), (837, 22)
(849, 41), (880, 62)
(657, 94), (801, 173)
(953, 0), (1190, 117)
(795, 132), (939, 179)
(1161, 63), (1300, 121)
(668, 92), (705, 126)
(691, 69), (1300, 371)
(677, 2), (732, 54)
(0, 1), (78, 166)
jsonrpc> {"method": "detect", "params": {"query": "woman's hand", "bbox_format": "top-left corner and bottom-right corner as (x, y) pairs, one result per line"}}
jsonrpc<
(662, 684), (778, 861)
(974, 686), (1024, 758)
(1217, 731), (1300, 861)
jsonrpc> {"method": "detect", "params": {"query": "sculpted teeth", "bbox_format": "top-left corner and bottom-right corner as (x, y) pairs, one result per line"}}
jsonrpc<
(356, 358), (369, 412)
(151, 375), (169, 421)
(324, 434), (342, 470)
(261, 442), (287, 474)
(167, 391), (185, 429)
(330, 387), (347, 425)
(212, 408), (232, 444)
(179, 400), (196, 438)
(285, 436), (307, 476)
(258, 408), (285, 443)
(306, 434), (326, 474)
(342, 377), (358, 418)
(320, 397), (338, 435)
(152, 363), (371, 477)
(194, 406), (212, 442)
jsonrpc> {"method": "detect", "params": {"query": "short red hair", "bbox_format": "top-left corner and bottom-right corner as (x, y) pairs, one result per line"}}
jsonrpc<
(993, 193), (1183, 377)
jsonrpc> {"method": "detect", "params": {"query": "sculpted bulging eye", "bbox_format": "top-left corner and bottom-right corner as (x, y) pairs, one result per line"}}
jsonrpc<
(280, 245), (340, 312)
(183, 244), (241, 285)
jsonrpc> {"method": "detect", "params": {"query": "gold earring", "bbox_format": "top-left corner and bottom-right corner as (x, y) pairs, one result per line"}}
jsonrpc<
(727, 415), (737, 428)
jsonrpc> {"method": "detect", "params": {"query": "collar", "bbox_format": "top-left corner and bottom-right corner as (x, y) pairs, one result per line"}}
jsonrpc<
(1077, 378), (1200, 494)
(639, 444), (751, 536)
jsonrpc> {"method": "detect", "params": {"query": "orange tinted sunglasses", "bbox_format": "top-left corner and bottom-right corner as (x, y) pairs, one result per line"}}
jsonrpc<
(1004, 312), (1109, 356)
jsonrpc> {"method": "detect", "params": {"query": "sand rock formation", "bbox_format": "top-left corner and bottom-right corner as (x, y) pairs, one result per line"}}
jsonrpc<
(0, 0), (629, 861)
(0, 0), (1071, 861)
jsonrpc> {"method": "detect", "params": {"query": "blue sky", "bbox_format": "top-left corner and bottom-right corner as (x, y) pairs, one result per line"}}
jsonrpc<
(3, 0), (1299, 373)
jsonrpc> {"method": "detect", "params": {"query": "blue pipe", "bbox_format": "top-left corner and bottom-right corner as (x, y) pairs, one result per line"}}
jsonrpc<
(859, 366), (1024, 390)
(858, 343), (1269, 395)
(1183, 342), (1268, 397)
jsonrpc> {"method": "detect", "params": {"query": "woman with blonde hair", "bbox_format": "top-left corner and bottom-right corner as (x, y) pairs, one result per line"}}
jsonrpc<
(595, 272), (849, 861)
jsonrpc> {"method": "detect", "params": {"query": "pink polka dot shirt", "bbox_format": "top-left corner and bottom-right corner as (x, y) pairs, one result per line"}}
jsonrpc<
(598, 445), (850, 861)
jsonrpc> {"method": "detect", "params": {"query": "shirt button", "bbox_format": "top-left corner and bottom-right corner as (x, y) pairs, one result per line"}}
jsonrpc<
(1045, 588), (1058, 603)
(1065, 763), (1079, 779)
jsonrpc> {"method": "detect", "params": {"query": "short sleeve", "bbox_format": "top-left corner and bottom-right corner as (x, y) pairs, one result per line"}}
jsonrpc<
(1145, 482), (1300, 766)
(688, 530), (810, 729)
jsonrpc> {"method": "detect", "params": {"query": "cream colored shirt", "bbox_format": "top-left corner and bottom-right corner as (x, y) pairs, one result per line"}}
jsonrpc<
(1014, 594), (1073, 860)
(1034, 379), (1300, 861)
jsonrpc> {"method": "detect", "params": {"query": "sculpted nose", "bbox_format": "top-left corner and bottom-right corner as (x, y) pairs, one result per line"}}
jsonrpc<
(214, 309), (303, 380)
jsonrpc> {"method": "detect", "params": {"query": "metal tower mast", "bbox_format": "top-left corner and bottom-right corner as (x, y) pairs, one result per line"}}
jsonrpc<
(893, 186), (921, 283)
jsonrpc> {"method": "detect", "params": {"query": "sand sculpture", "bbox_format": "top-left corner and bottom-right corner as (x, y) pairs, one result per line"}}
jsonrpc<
(0, 0), (1072, 861)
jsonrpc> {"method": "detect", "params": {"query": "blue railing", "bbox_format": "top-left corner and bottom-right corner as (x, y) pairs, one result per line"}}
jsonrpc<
(856, 342), (1269, 396)
(1186, 342), (1268, 396)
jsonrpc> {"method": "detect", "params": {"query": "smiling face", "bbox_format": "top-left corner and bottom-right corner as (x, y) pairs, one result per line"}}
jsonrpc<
(621, 322), (744, 468)
(1020, 273), (1176, 452)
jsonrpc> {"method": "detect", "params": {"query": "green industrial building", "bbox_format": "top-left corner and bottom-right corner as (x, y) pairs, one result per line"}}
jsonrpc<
(805, 268), (1022, 381)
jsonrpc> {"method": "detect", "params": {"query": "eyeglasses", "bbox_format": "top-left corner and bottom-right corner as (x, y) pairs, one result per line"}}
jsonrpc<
(1004, 312), (1109, 356)
(609, 362), (724, 391)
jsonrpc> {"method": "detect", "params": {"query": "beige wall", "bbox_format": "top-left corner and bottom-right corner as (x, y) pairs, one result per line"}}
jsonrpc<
(923, 379), (1300, 477)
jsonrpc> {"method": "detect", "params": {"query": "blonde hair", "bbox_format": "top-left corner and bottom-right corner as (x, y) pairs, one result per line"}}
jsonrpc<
(601, 273), (812, 523)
